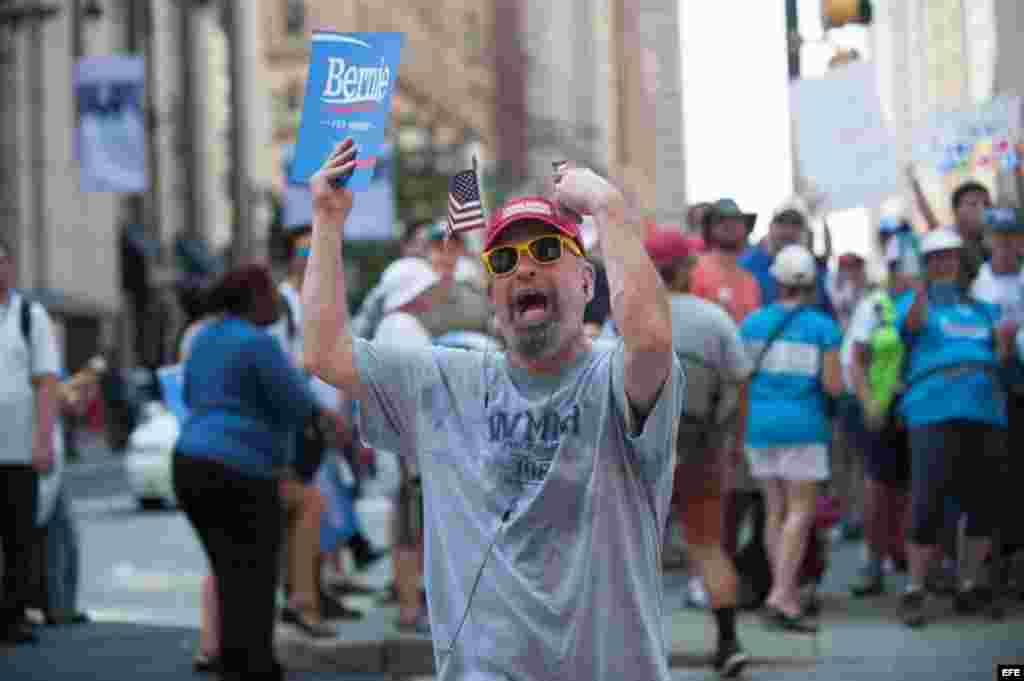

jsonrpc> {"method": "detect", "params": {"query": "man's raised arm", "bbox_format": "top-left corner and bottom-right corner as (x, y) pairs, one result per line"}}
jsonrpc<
(301, 138), (369, 402)
(554, 166), (674, 421)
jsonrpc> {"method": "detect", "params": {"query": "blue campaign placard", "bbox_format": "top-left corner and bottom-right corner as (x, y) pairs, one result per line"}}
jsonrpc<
(289, 31), (404, 192)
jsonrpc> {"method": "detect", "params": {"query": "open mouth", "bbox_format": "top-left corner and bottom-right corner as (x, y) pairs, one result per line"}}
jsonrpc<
(514, 290), (550, 322)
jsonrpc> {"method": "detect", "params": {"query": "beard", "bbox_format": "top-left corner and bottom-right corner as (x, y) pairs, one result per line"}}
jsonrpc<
(509, 319), (560, 360)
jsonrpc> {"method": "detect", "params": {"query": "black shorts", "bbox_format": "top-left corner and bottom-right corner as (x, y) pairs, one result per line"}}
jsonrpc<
(839, 396), (910, 490)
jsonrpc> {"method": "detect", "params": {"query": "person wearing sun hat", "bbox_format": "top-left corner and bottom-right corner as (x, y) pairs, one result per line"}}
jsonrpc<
(302, 140), (683, 680)
(690, 198), (762, 324)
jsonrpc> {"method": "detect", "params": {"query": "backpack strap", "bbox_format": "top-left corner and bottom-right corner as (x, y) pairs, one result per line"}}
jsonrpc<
(20, 294), (32, 347)
(751, 304), (807, 377)
(17, 294), (34, 378)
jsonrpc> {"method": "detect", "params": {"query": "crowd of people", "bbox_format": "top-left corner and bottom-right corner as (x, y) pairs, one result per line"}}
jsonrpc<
(3, 140), (1022, 680)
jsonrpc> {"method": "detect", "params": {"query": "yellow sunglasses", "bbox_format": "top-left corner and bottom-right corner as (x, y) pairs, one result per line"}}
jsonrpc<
(481, 234), (583, 277)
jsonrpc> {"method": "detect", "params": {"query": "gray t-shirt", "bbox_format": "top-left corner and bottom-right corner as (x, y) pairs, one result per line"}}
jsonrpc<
(668, 294), (751, 446)
(354, 337), (684, 681)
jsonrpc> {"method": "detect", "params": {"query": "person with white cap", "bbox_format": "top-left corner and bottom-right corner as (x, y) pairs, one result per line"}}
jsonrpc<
(374, 257), (441, 347)
(371, 256), (440, 633)
(302, 139), (682, 681)
(739, 244), (844, 633)
(894, 227), (1013, 627)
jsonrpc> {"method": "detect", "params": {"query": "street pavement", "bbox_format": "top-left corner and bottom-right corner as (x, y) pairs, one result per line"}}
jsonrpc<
(7, 440), (1021, 680)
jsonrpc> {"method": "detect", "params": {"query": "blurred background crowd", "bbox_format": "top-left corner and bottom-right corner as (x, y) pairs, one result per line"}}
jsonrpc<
(2, 0), (1024, 677)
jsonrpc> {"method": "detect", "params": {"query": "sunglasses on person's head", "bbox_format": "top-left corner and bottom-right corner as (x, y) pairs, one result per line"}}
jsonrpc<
(481, 234), (583, 277)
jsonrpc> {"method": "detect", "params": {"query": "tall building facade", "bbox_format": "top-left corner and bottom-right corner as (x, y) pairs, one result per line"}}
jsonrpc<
(1, 2), (135, 370)
(873, 0), (1023, 225)
(496, 0), (687, 229)
(262, 0), (498, 199)
(0, 1), (274, 369)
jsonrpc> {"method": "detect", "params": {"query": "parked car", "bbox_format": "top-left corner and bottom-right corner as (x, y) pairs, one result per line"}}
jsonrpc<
(123, 401), (178, 510)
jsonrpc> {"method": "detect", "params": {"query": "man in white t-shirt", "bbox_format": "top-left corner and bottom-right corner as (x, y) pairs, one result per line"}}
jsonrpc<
(0, 236), (60, 644)
(374, 257), (440, 346)
(970, 207), (1024, 326)
(372, 257), (440, 633)
(276, 226), (377, 627)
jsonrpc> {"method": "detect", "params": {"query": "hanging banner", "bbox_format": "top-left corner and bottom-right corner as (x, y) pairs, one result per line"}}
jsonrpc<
(289, 31), (404, 192)
(75, 56), (148, 193)
(911, 94), (1022, 179)
(282, 144), (396, 241)
(790, 61), (902, 212)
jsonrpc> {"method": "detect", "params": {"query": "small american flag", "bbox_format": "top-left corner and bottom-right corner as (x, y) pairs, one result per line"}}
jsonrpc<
(447, 168), (486, 236)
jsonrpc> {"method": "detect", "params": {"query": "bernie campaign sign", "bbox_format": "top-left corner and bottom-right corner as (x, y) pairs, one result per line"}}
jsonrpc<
(289, 31), (403, 192)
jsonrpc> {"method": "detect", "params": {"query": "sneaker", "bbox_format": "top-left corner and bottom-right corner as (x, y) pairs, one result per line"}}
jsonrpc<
(193, 651), (222, 674)
(927, 571), (957, 595)
(281, 607), (337, 638)
(901, 589), (927, 628)
(761, 605), (818, 634)
(685, 576), (709, 610)
(850, 569), (885, 597)
(954, 585), (993, 615)
(319, 592), (364, 621)
(713, 638), (749, 678)
(0, 622), (38, 645)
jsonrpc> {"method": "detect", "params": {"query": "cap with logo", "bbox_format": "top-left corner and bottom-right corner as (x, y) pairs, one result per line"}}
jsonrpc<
(483, 196), (584, 252)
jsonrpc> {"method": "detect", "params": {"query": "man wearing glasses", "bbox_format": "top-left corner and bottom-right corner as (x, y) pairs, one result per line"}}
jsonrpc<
(302, 139), (683, 681)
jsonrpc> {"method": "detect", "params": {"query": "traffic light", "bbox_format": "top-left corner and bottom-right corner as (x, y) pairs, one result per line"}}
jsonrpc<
(823, 0), (872, 29)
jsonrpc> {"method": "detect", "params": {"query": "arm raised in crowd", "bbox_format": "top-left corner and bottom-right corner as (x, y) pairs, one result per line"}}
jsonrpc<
(553, 166), (673, 422)
(301, 138), (369, 401)
(903, 280), (929, 334)
(906, 164), (940, 231)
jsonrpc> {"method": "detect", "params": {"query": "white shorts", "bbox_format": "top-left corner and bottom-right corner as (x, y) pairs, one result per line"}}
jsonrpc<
(746, 443), (829, 482)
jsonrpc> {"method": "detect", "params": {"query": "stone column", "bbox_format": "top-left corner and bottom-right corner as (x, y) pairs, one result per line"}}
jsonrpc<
(227, 0), (272, 263)
(636, 0), (686, 228)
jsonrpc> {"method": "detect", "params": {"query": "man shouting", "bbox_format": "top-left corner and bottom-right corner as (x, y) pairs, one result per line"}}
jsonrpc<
(302, 139), (684, 681)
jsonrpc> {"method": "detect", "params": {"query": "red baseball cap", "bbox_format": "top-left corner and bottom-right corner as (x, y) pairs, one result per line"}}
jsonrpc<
(838, 252), (865, 268)
(483, 196), (584, 252)
(644, 229), (697, 267)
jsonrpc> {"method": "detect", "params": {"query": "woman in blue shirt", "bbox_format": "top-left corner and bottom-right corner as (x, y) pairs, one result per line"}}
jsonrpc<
(740, 245), (844, 633)
(897, 228), (1013, 629)
(173, 264), (315, 681)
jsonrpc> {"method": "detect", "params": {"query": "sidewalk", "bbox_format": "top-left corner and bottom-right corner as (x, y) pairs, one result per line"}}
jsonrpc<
(274, 536), (1024, 678)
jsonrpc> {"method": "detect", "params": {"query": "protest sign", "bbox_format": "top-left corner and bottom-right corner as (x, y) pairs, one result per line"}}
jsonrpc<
(911, 94), (1022, 179)
(282, 144), (396, 240)
(75, 56), (147, 193)
(791, 61), (901, 211)
(289, 31), (404, 192)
